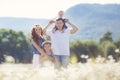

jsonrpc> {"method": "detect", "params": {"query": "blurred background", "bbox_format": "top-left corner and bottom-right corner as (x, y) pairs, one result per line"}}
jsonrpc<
(0, 0), (120, 64)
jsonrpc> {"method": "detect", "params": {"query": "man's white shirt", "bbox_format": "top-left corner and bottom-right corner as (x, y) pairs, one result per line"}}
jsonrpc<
(46, 28), (71, 56)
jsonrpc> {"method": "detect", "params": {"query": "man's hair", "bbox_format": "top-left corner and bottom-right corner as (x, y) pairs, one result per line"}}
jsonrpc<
(56, 18), (64, 22)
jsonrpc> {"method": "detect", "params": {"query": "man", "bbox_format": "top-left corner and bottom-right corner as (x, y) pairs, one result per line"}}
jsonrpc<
(44, 18), (78, 68)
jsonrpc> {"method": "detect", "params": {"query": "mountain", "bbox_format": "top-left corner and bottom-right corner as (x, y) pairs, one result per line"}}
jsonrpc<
(0, 17), (49, 35)
(65, 4), (120, 41)
(0, 4), (120, 41)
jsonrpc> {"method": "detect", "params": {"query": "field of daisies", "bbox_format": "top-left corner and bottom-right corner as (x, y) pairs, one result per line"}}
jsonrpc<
(0, 56), (120, 80)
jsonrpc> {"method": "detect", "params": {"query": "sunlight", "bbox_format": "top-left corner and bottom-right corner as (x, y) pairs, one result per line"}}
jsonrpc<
(0, 0), (119, 19)
(0, 0), (79, 19)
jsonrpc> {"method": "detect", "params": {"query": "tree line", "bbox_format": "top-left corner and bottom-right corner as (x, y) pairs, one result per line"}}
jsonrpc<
(70, 32), (120, 63)
(0, 29), (32, 63)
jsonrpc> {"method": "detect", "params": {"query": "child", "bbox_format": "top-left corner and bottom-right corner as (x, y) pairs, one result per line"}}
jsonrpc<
(40, 41), (55, 64)
(52, 10), (68, 33)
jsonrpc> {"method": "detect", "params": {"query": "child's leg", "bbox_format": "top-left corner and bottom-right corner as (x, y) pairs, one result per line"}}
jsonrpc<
(64, 25), (67, 29)
(62, 28), (66, 33)
(61, 24), (67, 33)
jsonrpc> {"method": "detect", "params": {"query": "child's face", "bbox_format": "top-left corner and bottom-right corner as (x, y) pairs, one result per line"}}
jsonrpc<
(58, 11), (64, 18)
(43, 44), (51, 52)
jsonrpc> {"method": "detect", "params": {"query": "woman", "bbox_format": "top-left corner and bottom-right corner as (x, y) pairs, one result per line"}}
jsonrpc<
(30, 24), (46, 68)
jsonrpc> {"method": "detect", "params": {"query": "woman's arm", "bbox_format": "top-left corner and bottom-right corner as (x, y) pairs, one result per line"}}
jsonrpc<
(47, 56), (55, 63)
(31, 39), (45, 55)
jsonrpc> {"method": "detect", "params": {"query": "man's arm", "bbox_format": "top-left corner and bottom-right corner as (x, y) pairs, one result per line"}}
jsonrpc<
(67, 20), (78, 34)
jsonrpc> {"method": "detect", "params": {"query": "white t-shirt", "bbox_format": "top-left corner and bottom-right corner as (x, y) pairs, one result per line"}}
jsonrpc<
(46, 28), (71, 56)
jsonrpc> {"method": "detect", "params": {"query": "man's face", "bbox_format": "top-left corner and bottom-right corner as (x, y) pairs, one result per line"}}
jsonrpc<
(56, 20), (64, 30)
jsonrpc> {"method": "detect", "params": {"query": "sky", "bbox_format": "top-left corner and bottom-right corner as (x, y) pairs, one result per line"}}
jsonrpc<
(0, 0), (120, 19)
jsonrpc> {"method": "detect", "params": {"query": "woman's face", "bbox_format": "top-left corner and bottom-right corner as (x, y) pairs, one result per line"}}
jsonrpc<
(34, 25), (42, 36)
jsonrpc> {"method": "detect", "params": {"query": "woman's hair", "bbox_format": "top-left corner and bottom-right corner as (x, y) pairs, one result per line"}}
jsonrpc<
(30, 24), (43, 44)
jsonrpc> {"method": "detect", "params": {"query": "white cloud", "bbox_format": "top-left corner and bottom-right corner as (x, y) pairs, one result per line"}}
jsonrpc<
(0, 0), (120, 19)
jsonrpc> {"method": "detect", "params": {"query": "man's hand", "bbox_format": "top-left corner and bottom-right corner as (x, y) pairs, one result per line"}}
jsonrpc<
(66, 20), (78, 34)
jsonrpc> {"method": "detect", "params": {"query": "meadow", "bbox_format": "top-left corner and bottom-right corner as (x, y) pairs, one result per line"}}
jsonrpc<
(0, 57), (120, 80)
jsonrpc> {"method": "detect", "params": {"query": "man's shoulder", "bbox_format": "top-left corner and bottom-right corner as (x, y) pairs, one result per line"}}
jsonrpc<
(65, 28), (71, 32)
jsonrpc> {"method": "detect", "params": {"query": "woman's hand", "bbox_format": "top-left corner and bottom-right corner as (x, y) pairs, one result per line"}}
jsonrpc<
(43, 20), (55, 34)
